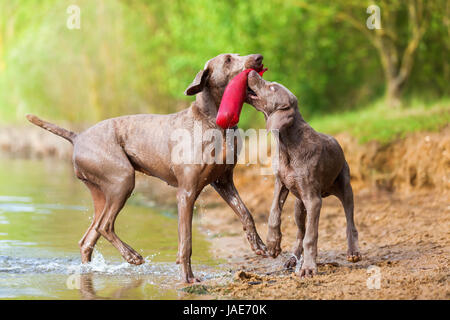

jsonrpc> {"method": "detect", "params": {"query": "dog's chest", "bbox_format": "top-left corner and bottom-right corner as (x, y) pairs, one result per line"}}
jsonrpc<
(277, 163), (305, 198)
(277, 165), (296, 189)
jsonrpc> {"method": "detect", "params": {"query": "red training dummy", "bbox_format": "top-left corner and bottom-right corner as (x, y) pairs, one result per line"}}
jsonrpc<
(216, 68), (267, 129)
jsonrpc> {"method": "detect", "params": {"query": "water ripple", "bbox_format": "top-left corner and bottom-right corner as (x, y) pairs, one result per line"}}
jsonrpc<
(0, 251), (225, 279)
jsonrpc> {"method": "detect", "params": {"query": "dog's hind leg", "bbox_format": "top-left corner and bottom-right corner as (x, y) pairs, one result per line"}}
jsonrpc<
(297, 185), (322, 277)
(284, 198), (307, 269)
(78, 181), (104, 263)
(332, 162), (361, 262)
(74, 146), (144, 265)
(94, 171), (145, 265)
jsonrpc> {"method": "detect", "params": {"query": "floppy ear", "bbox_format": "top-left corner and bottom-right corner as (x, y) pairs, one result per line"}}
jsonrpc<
(184, 68), (210, 96)
(266, 107), (295, 132)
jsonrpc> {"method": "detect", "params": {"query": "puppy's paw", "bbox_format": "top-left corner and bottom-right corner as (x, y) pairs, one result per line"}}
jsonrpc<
(267, 241), (281, 258)
(284, 256), (298, 269)
(266, 232), (281, 258)
(184, 277), (202, 284)
(347, 251), (362, 263)
(298, 267), (316, 278)
(297, 261), (317, 278)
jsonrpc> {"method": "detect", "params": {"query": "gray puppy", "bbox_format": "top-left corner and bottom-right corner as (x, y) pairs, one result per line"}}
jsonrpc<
(247, 70), (361, 277)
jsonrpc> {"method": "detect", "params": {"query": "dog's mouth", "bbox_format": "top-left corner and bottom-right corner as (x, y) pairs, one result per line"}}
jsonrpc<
(254, 63), (265, 73)
(246, 87), (259, 101)
(246, 69), (265, 102)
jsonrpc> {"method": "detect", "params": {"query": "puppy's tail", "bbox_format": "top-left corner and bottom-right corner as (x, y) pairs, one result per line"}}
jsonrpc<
(26, 114), (77, 144)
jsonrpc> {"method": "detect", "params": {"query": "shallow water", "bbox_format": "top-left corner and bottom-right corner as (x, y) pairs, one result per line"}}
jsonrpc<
(0, 158), (223, 299)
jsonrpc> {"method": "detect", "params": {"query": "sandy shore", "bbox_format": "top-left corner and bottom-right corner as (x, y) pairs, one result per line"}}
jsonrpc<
(196, 173), (449, 299)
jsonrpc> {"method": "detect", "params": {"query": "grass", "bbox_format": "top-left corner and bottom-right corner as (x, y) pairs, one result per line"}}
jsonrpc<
(308, 98), (450, 145)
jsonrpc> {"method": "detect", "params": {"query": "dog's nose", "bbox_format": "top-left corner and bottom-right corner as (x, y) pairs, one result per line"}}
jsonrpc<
(253, 54), (263, 64)
(246, 54), (264, 69)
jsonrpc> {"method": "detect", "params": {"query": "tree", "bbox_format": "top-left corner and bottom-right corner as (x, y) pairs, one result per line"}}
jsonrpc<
(296, 0), (431, 107)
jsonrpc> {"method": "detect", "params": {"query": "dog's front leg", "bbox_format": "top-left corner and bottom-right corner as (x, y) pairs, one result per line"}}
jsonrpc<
(266, 176), (289, 258)
(284, 198), (307, 269)
(176, 187), (201, 283)
(212, 171), (267, 256)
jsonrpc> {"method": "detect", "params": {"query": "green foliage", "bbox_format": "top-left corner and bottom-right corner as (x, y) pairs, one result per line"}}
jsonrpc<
(0, 0), (448, 140)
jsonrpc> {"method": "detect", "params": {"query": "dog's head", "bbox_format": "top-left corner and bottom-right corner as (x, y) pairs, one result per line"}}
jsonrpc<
(247, 70), (298, 132)
(185, 53), (264, 104)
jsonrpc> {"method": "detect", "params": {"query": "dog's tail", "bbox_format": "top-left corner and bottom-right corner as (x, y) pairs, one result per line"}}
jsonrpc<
(26, 114), (77, 144)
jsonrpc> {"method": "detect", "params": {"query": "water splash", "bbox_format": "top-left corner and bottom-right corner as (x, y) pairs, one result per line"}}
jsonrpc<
(291, 253), (303, 274)
(0, 250), (226, 281)
(68, 250), (175, 275)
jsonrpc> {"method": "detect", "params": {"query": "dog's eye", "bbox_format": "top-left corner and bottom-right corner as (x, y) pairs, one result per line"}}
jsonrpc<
(225, 56), (232, 64)
(278, 104), (290, 110)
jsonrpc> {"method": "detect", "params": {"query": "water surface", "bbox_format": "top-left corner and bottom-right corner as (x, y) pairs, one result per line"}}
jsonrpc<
(0, 158), (222, 299)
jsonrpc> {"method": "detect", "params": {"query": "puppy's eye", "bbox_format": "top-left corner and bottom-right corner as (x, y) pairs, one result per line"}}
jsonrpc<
(225, 56), (232, 64)
(278, 104), (290, 110)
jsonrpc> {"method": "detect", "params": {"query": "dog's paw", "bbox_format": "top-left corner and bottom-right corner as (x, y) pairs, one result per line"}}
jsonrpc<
(181, 274), (202, 284)
(248, 233), (268, 256)
(266, 228), (282, 258)
(267, 244), (281, 258)
(266, 238), (281, 258)
(284, 256), (298, 269)
(297, 261), (317, 278)
(124, 251), (145, 265)
(253, 243), (268, 257)
(347, 251), (362, 263)
(185, 277), (201, 284)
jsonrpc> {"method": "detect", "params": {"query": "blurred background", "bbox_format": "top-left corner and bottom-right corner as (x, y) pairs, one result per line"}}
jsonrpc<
(0, 0), (448, 142)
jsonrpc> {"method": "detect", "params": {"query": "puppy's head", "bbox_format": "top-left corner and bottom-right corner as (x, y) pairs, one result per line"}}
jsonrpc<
(247, 70), (298, 132)
(185, 53), (264, 103)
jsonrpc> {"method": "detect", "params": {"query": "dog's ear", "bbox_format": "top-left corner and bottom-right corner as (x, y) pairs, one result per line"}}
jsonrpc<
(184, 68), (210, 96)
(266, 106), (295, 132)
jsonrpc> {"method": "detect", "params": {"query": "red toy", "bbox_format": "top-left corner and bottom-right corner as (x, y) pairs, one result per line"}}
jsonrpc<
(216, 67), (267, 129)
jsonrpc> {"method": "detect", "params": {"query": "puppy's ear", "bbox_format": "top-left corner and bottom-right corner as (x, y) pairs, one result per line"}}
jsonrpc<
(184, 68), (210, 96)
(266, 106), (295, 132)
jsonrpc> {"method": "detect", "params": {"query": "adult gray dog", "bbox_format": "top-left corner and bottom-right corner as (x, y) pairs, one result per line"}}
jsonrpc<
(247, 70), (361, 277)
(26, 53), (267, 283)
